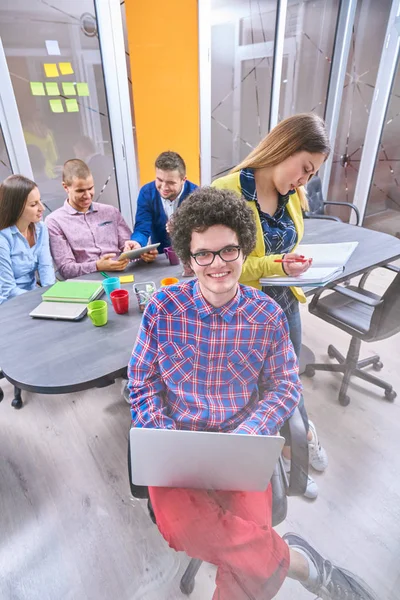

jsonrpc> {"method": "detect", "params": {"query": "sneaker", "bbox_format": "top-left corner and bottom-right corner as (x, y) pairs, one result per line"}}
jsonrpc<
(122, 380), (131, 404)
(282, 456), (318, 500)
(283, 533), (377, 599)
(308, 420), (328, 472)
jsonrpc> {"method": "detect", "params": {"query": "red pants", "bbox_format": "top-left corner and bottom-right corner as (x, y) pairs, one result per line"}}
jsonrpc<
(149, 484), (289, 599)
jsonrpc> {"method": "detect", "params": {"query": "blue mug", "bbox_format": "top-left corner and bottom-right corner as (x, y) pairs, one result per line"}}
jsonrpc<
(102, 277), (120, 300)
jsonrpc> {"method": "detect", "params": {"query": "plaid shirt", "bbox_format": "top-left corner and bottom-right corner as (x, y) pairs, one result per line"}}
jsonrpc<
(128, 280), (301, 435)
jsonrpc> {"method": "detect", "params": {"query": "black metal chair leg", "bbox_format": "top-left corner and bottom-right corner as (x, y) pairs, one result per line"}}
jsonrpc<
(305, 362), (345, 377)
(327, 344), (345, 363)
(357, 355), (381, 369)
(0, 387), (3, 402)
(11, 386), (23, 409)
(354, 368), (393, 392)
(180, 558), (203, 596)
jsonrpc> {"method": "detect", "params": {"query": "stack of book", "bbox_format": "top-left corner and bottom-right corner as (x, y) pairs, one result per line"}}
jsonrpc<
(42, 281), (104, 303)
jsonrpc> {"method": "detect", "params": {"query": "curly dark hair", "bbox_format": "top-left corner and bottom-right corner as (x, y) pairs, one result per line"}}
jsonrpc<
(170, 187), (257, 264)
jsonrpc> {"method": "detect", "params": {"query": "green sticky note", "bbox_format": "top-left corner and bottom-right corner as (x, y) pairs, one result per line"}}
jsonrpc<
(49, 99), (64, 113)
(30, 82), (45, 96)
(65, 98), (79, 113)
(45, 82), (60, 96)
(76, 82), (89, 96)
(62, 82), (76, 96)
(44, 63), (59, 77)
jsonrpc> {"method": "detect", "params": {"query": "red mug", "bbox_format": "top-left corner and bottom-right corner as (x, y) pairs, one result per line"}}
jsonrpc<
(110, 289), (129, 314)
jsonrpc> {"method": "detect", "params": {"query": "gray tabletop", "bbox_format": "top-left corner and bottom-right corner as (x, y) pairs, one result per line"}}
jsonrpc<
(302, 219), (400, 295)
(1, 220), (400, 394)
(0, 257), (183, 393)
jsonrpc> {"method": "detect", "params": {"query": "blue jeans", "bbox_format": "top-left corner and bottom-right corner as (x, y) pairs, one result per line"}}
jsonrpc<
(285, 306), (309, 432)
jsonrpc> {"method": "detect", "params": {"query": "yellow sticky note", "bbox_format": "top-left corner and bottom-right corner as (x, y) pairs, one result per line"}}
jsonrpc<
(62, 82), (76, 96)
(76, 82), (89, 96)
(49, 99), (64, 113)
(59, 62), (74, 75)
(65, 98), (79, 113)
(44, 63), (59, 77)
(30, 82), (45, 96)
(119, 275), (135, 283)
(45, 82), (60, 96)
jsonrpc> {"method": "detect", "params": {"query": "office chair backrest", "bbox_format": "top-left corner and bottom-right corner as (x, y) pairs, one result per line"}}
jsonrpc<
(368, 271), (400, 341)
(305, 176), (324, 215)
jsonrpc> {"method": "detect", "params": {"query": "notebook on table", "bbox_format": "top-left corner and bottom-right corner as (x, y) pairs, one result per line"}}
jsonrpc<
(130, 427), (285, 491)
(260, 241), (358, 288)
(42, 281), (104, 303)
(30, 302), (88, 321)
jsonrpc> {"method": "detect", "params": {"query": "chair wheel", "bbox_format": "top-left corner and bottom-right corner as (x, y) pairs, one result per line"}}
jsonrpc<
(327, 345), (336, 358)
(385, 389), (397, 402)
(180, 580), (195, 595)
(339, 393), (350, 406)
(0, 388), (3, 402)
(304, 366), (315, 378)
(11, 397), (23, 409)
(372, 361), (383, 371)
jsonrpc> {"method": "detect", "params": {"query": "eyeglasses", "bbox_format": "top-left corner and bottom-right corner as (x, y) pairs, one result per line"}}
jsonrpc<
(190, 245), (241, 267)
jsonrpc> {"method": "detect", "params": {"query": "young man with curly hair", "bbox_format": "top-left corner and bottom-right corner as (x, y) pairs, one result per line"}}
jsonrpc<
(127, 187), (376, 600)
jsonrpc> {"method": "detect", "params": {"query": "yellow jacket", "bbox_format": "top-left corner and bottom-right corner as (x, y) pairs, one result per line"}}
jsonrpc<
(211, 171), (306, 303)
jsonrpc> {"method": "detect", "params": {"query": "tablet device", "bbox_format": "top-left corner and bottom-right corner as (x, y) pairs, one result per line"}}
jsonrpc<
(30, 302), (88, 321)
(120, 243), (160, 260)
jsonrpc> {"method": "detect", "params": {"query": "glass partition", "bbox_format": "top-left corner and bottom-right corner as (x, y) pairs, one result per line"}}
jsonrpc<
(326, 0), (392, 216)
(0, 125), (12, 182)
(278, 0), (340, 120)
(0, 0), (120, 213)
(211, 0), (278, 179)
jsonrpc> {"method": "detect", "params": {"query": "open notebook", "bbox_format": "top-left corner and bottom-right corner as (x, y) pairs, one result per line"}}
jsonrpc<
(260, 241), (358, 287)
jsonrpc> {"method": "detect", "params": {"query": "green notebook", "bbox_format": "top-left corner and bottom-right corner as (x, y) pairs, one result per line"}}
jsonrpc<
(42, 281), (104, 303)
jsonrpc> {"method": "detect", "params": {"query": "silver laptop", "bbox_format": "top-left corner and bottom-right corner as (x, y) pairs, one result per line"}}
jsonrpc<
(29, 301), (88, 321)
(130, 427), (285, 492)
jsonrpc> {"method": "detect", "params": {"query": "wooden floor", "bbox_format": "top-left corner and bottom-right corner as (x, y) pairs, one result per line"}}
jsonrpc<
(1, 266), (400, 600)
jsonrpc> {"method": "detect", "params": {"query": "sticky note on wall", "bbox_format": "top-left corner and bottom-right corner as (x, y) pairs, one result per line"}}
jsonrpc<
(30, 82), (45, 96)
(59, 62), (74, 75)
(76, 82), (89, 96)
(44, 63), (59, 77)
(49, 99), (64, 113)
(62, 82), (76, 95)
(65, 99), (79, 113)
(45, 82), (60, 96)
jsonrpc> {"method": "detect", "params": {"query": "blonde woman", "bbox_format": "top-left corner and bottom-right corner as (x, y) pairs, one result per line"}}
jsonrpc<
(212, 113), (330, 499)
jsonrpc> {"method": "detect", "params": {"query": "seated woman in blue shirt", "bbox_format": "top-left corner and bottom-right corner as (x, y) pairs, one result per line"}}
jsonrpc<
(0, 174), (55, 304)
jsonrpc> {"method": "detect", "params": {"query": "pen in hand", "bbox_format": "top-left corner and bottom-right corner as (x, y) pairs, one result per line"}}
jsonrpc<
(274, 256), (310, 264)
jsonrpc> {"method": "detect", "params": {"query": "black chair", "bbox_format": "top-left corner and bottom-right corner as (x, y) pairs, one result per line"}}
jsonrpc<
(305, 264), (400, 406)
(127, 407), (308, 595)
(0, 370), (23, 409)
(304, 176), (360, 225)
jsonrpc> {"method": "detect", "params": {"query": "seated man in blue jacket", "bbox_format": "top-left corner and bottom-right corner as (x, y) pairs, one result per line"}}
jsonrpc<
(126, 151), (197, 262)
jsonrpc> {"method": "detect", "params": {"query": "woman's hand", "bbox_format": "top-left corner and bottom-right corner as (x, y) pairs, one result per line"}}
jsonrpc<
(282, 253), (312, 277)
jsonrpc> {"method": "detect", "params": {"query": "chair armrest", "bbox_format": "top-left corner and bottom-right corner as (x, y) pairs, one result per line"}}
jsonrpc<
(323, 201), (360, 225)
(331, 285), (383, 307)
(279, 407), (308, 496)
(303, 212), (341, 222)
(359, 264), (400, 289)
(383, 264), (400, 273)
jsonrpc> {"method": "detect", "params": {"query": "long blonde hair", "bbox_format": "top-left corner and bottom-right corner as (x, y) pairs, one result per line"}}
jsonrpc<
(232, 113), (330, 210)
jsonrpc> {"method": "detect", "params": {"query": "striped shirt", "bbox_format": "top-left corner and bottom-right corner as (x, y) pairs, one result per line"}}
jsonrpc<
(128, 280), (301, 435)
(240, 168), (298, 314)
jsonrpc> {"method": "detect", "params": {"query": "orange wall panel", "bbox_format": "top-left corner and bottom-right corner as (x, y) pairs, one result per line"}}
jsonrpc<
(125, 0), (200, 186)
